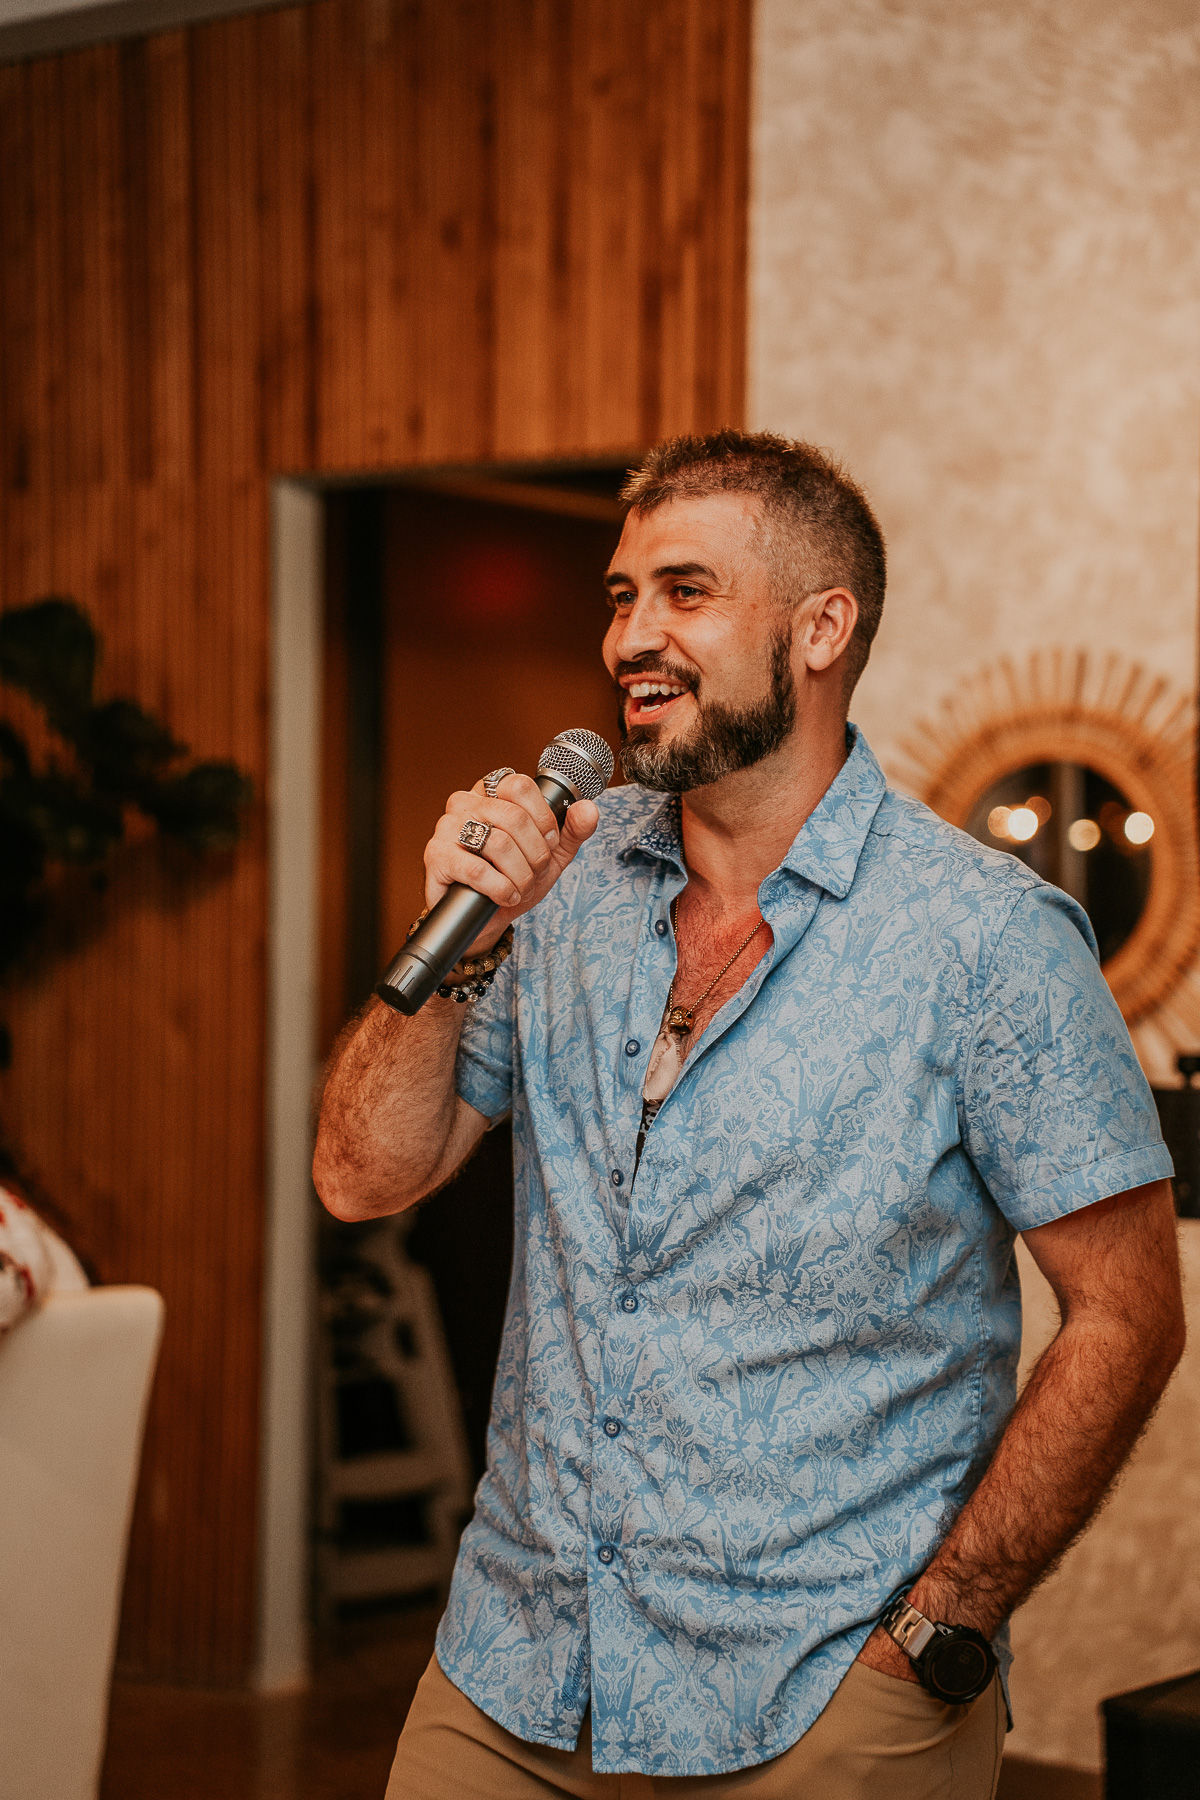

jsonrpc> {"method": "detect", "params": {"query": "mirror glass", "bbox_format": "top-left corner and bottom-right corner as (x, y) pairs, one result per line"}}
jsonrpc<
(964, 762), (1154, 962)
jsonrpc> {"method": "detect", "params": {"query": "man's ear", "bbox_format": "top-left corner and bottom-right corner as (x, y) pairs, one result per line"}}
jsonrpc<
(801, 588), (858, 673)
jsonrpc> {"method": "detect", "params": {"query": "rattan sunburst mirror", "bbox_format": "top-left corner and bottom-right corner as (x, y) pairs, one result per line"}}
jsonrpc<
(892, 651), (1200, 1032)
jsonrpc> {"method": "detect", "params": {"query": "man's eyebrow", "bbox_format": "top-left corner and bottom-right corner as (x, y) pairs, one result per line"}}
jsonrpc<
(603, 561), (718, 588)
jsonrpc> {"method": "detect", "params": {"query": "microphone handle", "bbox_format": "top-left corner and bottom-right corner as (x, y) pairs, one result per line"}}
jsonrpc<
(375, 771), (576, 1017)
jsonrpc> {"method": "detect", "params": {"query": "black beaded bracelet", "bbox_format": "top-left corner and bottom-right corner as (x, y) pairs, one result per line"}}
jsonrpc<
(437, 975), (495, 1003)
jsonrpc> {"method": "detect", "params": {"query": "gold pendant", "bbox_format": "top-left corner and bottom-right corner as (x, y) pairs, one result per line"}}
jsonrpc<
(666, 1005), (695, 1036)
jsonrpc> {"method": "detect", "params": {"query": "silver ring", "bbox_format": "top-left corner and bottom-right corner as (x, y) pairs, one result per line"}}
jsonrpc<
(483, 766), (516, 799)
(458, 818), (493, 855)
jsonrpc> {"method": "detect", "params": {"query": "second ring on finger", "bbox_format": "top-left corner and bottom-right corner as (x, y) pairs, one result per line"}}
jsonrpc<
(482, 766), (516, 800)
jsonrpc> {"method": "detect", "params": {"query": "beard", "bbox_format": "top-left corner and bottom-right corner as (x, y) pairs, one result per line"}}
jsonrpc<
(617, 627), (797, 793)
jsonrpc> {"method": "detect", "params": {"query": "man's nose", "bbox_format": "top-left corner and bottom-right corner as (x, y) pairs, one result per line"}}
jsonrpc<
(610, 595), (670, 662)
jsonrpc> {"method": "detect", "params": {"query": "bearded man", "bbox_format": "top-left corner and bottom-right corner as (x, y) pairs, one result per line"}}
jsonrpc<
(315, 431), (1183, 1800)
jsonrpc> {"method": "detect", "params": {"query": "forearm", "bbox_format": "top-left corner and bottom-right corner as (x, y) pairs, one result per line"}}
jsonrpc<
(860, 1185), (1184, 1682)
(313, 994), (475, 1220)
(911, 1306), (1181, 1637)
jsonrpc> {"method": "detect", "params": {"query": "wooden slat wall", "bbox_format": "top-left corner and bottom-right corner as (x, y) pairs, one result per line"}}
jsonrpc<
(0, 0), (749, 1684)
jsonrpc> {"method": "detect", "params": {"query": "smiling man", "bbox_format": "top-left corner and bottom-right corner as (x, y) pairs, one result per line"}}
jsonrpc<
(315, 431), (1184, 1800)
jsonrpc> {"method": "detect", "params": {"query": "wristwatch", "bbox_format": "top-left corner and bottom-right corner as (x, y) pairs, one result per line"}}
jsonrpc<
(879, 1592), (998, 1703)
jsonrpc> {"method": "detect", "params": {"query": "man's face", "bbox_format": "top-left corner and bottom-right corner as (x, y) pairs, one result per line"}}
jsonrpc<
(602, 493), (796, 792)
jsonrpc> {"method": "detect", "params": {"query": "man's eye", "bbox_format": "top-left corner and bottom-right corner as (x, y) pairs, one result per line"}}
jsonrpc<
(607, 590), (635, 609)
(674, 585), (702, 600)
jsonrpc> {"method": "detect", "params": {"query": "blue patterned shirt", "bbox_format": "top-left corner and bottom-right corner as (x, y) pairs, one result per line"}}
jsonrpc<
(435, 727), (1171, 1776)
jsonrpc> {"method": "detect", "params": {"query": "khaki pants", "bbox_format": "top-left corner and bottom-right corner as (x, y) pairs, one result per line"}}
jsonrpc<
(386, 1653), (1005, 1799)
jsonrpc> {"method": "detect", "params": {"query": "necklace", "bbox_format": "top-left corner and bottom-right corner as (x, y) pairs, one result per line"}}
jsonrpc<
(664, 900), (766, 1039)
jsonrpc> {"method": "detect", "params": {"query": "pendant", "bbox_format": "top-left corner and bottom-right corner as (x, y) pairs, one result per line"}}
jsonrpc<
(666, 1005), (695, 1037)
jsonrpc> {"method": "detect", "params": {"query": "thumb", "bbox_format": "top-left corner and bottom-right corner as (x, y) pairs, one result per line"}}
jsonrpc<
(561, 798), (599, 845)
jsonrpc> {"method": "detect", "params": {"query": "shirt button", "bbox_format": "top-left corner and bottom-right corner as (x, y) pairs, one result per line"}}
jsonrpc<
(603, 1417), (621, 1437)
(625, 1039), (640, 1056)
(610, 1168), (623, 1187)
(597, 1545), (616, 1565)
(655, 919), (668, 937)
(621, 1293), (638, 1313)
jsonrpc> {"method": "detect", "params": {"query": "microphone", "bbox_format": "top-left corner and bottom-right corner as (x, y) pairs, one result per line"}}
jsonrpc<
(374, 728), (614, 1017)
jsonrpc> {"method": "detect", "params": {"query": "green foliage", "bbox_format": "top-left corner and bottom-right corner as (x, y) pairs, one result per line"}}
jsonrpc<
(0, 598), (254, 1070)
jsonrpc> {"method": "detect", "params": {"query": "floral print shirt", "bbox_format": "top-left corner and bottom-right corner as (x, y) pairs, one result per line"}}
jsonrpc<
(435, 726), (1171, 1776)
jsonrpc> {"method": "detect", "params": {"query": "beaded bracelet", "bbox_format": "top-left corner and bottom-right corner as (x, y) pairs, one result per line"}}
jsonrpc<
(406, 910), (515, 1004)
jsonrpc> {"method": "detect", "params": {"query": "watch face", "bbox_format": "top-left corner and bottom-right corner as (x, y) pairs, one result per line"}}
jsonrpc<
(925, 1633), (993, 1703)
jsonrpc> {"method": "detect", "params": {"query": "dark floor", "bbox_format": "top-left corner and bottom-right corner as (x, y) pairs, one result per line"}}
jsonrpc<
(100, 1611), (1103, 1799)
(997, 1760), (1101, 1800)
(101, 1607), (440, 1800)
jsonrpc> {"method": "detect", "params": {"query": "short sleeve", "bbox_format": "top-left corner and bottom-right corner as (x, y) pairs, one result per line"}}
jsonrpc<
(961, 885), (1173, 1231)
(453, 949), (517, 1123)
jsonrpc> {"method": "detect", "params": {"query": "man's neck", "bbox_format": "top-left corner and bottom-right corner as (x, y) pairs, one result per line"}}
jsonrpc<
(678, 723), (850, 912)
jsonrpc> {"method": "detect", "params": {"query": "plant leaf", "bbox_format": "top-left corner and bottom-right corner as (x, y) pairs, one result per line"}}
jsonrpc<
(81, 698), (187, 790)
(0, 599), (97, 723)
(2, 769), (122, 864)
(141, 761), (253, 849)
(0, 721), (31, 780)
(0, 809), (47, 892)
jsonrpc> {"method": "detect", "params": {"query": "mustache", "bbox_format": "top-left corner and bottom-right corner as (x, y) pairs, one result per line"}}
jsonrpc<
(613, 655), (700, 693)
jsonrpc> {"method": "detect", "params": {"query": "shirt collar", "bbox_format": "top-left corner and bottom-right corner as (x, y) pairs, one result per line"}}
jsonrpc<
(779, 725), (887, 898)
(620, 725), (887, 900)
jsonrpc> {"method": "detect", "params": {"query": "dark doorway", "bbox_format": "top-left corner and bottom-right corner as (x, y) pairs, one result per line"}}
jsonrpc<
(319, 463), (628, 1526)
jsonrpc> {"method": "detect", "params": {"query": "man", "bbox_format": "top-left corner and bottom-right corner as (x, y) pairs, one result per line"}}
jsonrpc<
(315, 431), (1184, 1798)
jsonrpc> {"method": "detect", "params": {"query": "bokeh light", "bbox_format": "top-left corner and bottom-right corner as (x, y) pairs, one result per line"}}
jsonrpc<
(1007, 806), (1039, 842)
(987, 806), (1012, 839)
(1068, 818), (1101, 852)
(1124, 812), (1154, 846)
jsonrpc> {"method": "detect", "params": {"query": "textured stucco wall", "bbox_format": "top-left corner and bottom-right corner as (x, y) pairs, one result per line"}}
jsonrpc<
(750, 0), (1200, 779)
(751, 0), (1200, 1772)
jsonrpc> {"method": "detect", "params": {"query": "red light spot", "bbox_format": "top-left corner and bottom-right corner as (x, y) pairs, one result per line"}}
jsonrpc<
(440, 543), (539, 625)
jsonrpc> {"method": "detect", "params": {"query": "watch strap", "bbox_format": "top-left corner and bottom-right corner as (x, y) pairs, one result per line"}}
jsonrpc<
(880, 1593), (939, 1661)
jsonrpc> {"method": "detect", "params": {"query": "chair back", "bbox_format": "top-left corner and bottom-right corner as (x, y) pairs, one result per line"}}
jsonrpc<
(0, 1287), (164, 1800)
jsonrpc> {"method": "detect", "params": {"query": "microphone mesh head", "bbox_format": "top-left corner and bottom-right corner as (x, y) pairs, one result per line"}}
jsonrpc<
(537, 728), (615, 802)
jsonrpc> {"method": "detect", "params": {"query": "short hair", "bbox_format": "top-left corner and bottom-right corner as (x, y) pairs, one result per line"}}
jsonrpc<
(619, 429), (886, 695)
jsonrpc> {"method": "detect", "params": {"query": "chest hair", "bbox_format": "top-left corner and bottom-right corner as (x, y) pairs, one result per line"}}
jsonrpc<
(668, 888), (773, 1042)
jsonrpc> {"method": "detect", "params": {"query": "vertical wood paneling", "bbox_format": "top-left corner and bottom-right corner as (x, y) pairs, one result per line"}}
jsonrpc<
(0, 0), (749, 1684)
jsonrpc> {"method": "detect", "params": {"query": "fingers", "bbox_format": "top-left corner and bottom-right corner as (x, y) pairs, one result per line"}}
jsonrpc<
(475, 772), (561, 847)
(426, 784), (552, 910)
(462, 797), (553, 881)
(426, 838), (524, 911)
(423, 773), (603, 919)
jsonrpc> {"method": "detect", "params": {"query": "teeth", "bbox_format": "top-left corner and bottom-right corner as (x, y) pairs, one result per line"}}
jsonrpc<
(629, 681), (687, 699)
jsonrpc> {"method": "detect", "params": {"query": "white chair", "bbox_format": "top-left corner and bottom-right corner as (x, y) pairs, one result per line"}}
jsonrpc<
(0, 1287), (164, 1800)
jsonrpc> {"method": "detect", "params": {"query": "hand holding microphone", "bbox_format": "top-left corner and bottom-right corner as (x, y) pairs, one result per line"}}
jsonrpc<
(376, 729), (614, 1016)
